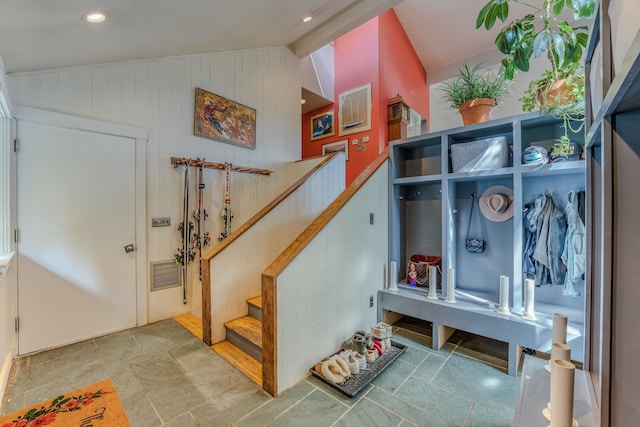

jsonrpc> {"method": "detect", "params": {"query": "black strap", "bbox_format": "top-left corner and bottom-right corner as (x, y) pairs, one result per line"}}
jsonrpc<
(466, 194), (486, 240)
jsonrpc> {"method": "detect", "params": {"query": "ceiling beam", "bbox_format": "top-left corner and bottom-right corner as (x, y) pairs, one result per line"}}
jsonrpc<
(291, 0), (402, 58)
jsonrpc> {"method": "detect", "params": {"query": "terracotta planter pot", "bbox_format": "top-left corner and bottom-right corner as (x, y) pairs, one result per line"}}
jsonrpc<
(458, 98), (497, 125)
(537, 78), (574, 108)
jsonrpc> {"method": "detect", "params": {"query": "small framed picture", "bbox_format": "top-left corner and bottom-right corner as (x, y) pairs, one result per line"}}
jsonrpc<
(310, 110), (335, 141)
(321, 139), (349, 161)
(338, 83), (372, 136)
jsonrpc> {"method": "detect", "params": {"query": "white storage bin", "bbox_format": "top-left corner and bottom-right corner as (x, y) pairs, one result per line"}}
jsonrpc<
(609, 0), (640, 74)
(450, 136), (508, 173)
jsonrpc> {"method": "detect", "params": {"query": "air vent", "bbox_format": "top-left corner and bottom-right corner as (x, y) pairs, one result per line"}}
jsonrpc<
(150, 260), (180, 291)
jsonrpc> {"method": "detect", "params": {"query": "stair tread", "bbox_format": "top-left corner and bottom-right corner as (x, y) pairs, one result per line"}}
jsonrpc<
(173, 313), (203, 341)
(247, 296), (262, 309)
(225, 316), (262, 348)
(212, 341), (262, 386)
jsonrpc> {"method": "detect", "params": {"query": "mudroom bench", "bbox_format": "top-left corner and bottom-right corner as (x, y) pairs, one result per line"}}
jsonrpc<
(377, 287), (581, 376)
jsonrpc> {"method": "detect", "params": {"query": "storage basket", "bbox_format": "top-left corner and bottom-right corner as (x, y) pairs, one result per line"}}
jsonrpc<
(450, 136), (508, 173)
(406, 255), (442, 288)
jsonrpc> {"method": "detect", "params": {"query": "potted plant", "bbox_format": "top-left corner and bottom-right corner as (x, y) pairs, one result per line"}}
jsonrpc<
(440, 63), (510, 126)
(476, 0), (595, 155)
(520, 62), (586, 158)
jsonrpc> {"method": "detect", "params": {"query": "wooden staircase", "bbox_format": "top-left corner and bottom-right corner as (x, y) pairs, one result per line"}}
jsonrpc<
(211, 296), (263, 386)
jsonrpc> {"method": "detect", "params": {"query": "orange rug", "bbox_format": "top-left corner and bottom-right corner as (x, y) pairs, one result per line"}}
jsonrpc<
(0, 378), (130, 427)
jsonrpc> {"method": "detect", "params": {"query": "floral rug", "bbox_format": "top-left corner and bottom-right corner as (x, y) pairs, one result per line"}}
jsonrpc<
(0, 378), (130, 427)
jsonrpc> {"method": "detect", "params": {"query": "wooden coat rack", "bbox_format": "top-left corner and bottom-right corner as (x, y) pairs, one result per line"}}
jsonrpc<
(170, 157), (272, 175)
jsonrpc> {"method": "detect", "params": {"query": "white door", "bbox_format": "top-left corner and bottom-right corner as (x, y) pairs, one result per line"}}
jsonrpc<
(17, 120), (138, 354)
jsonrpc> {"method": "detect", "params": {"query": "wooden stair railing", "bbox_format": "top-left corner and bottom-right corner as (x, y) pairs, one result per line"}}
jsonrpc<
(261, 148), (389, 396)
(201, 152), (340, 345)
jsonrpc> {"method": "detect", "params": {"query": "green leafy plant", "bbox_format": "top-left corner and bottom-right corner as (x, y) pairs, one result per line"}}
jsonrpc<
(476, 0), (595, 157)
(476, 0), (595, 81)
(440, 63), (510, 110)
(520, 62), (585, 157)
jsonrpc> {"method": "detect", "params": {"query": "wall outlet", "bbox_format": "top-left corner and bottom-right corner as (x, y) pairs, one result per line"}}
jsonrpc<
(152, 217), (171, 227)
(369, 295), (374, 307)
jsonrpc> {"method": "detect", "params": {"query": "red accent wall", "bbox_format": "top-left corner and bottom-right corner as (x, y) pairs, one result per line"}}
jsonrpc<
(302, 10), (427, 184)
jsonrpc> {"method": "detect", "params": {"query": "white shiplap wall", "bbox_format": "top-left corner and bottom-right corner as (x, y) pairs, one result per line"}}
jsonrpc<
(275, 162), (389, 393)
(7, 47), (304, 322)
(208, 154), (345, 342)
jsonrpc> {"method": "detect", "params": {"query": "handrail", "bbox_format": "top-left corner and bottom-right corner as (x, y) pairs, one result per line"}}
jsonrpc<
(261, 147), (389, 396)
(201, 152), (340, 345)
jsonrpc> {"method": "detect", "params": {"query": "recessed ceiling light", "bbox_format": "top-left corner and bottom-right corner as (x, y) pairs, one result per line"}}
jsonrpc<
(82, 11), (108, 23)
(303, 16), (312, 23)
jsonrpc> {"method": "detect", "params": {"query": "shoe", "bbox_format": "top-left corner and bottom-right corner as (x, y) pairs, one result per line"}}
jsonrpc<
(343, 334), (366, 355)
(372, 322), (393, 339)
(354, 352), (366, 371)
(320, 358), (346, 385)
(372, 339), (383, 355)
(355, 330), (374, 349)
(383, 337), (391, 350)
(371, 324), (386, 339)
(366, 348), (378, 364)
(379, 322), (393, 338)
(338, 350), (360, 375)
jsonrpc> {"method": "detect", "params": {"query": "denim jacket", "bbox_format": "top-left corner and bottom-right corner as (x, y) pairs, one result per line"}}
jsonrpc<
(524, 194), (567, 286)
(561, 191), (586, 296)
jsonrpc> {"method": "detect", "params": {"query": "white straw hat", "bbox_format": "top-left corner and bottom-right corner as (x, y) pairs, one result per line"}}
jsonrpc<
(479, 185), (514, 222)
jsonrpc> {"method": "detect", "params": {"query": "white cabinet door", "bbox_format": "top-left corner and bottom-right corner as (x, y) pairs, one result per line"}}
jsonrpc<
(17, 120), (137, 354)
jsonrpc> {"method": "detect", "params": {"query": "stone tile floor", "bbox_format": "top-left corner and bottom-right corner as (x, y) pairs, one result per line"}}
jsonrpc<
(1, 317), (519, 426)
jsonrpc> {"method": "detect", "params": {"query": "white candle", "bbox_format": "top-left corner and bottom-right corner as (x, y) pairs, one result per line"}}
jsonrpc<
(445, 267), (456, 303)
(427, 266), (438, 299)
(548, 360), (576, 427)
(389, 261), (398, 291)
(552, 313), (568, 344)
(545, 342), (571, 374)
(522, 278), (536, 320)
(497, 275), (511, 315)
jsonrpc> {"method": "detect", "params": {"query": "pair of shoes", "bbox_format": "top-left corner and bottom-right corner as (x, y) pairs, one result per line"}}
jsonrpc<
(315, 356), (351, 385)
(371, 322), (392, 339)
(339, 350), (362, 374)
(342, 333), (366, 355)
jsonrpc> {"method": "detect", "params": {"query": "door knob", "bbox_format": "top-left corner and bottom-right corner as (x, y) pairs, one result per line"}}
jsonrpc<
(124, 244), (135, 253)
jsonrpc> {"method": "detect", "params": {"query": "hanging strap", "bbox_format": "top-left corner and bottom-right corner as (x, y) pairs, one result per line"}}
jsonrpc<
(466, 193), (486, 240)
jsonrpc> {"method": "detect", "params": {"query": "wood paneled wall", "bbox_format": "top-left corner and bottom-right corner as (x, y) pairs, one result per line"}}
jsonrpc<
(7, 47), (304, 322)
(274, 163), (388, 393)
(208, 154), (345, 343)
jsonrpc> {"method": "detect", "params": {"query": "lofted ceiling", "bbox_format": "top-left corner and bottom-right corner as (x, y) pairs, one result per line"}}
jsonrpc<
(0, 0), (508, 75)
(0, 0), (578, 109)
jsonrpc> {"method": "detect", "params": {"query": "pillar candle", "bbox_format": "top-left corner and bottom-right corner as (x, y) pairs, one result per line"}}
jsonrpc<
(522, 278), (537, 320)
(497, 275), (511, 315)
(549, 359), (576, 427)
(552, 313), (568, 344)
(427, 266), (438, 299)
(389, 261), (398, 291)
(445, 267), (456, 303)
(545, 342), (571, 374)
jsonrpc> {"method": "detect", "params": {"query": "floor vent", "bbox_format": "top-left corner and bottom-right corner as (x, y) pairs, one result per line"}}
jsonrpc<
(150, 260), (180, 291)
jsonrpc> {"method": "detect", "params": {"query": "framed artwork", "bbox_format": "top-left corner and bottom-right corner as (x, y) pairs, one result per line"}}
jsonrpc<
(321, 139), (349, 161)
(338, 83), (372, 136)
(310, 110), (335, 141)
(194, 87), (256, 150)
